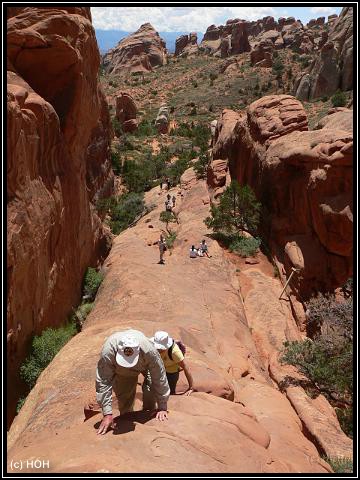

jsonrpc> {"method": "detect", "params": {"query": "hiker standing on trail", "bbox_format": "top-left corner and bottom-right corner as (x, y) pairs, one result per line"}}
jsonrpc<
(150, 331), (194, 396)
(96, 329), (170, 435)
(199, 239), (211, 258)
(189, 245), (198, 258)
(158, 234), (167, 264)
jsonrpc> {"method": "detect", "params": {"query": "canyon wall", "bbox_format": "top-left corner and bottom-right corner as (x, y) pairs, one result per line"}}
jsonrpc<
(7, 7), (114, 425)
(210, 95), (352, 301)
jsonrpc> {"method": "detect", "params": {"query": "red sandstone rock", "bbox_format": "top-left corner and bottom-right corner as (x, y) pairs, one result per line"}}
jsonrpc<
(175, 32), (198, 57)
(211, 96), (352, 298)
(7, 170), (335, 473)
(103, 23), (167, 75)
(115, 92), (137, 132)
(7, 7), (113, 426)
(296, 7), (353, 100)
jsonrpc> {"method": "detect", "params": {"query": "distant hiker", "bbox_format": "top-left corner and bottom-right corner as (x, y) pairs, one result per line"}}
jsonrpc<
(199, 239), (210, 258)
(189, 245), (198, 258)
(165, 194), (173, 212)
(172, 195), (176, 208)
(160, 179), (163, 190)
(166, 177), (170, 190)
(150, 331), (194, 396)
(96, 329), (170, 434)
(158, 234), (167, 264)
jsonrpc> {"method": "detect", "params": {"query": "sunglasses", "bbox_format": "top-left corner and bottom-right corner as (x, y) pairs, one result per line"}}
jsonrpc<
(123, 347), (134, 357)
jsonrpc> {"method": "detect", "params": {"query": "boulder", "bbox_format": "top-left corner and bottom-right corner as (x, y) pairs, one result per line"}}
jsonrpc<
(102, 23), (167, 75)
(294, 73), (311, 101)
(115, 92), (137, 130)
(250, 40), (273, 66)
(155, 105), (170, 134)
(315, 109), (353, 132)
(7, 7), (113, 426)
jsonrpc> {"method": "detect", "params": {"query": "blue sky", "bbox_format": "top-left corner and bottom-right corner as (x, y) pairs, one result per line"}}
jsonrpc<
(91, 6), (343, 33)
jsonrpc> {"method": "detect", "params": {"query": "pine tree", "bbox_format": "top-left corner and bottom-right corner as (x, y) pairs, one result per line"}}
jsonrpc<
(204, 181), (261, 235)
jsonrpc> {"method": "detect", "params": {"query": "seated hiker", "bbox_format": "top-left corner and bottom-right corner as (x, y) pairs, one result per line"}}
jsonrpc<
(158, 234), (167, 264)
(199, 239), (210, 258)
(150, 331), (194, 396)
(189, 245), (198, 258)
(96, 329), (170, 435)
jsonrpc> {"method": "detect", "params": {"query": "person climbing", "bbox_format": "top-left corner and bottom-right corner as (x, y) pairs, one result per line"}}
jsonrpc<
(172, 195), (176, 208)
(189, 245), (198, 258)
(150, 331), (194, 396)
(96, 329), (170, 435)
(158, 234), (167, 264)
(199, 239), (211, 258)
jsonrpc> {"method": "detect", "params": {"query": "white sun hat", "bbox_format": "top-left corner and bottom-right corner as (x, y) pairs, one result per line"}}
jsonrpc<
(115, 334), (140, 367)
(150, 331), (173, 350)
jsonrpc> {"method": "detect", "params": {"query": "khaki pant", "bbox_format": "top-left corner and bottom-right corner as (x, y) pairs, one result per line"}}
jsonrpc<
(113, 371), (156, 414)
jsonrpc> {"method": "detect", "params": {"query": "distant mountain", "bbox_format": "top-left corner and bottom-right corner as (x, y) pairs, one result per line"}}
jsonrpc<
(95, 29), (204, 54)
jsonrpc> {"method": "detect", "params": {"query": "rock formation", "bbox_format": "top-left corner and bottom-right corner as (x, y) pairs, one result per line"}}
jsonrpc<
(155, 105), (170, 134)
(7, 7), (113, 426)
(102, 23), (167, 75)
(210, 95), (352, 299)
(7, 168), (345, 473)
(115, 92), (138, 133)
(200, 19), (250, 57)
(295, 7), (353, 100)
(175, 32), (198, 57)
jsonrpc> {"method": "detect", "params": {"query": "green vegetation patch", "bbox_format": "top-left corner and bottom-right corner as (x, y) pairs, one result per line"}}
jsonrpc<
(20, 321), (77, 390)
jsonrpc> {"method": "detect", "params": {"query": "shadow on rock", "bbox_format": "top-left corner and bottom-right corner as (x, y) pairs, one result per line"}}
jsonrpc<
(93, 410), (154, 435)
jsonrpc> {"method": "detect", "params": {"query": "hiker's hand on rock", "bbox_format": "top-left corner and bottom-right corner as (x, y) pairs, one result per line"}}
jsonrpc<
(97, 414), (114, 435)
(155, 410), (168, 421)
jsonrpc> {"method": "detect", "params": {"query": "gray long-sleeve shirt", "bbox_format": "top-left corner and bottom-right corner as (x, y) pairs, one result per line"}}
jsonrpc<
(96, 329), (170, 415)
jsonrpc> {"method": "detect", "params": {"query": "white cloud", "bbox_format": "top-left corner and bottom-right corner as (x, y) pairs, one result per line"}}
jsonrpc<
(310, 6), (336, 15)
(91, 6), (288, 32)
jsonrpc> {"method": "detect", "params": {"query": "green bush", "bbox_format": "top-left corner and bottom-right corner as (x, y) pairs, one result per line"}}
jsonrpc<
(16, 396), (26, 413)
(229, 235), (261, 257)
(135, 119), (157, 137)
(281, 291), (353, 439)
(111, 117), (122, 137)
(20, 321), (77, 389)
(323, 457), (353, 473)
(111, 148), (122, 175)
(209, 72), (218, 81)
(205, 181), (261, 236)
(272, 58), (284, 76)
(160, 210), (176, 224)
(166, 149), (196, 185)
(83, 267), (103, 300)
(331, 90), (347, 107)
(321, 95), (329, 102)
(109, 192), (145, 235)
(165, 231), (177, 250)
(71, 302), (94, 331)
(193, 152), (209, 179)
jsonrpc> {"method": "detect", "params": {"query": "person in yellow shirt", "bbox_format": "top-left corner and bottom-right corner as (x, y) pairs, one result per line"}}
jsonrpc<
(150, 331), (194, 396)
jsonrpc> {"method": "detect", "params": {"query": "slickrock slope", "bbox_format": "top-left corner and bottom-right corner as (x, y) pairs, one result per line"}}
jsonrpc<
(7, 7), (113, 425)
(8, 169), (338, 473)
(102, 23), (167, 75)
(211, 95), (352, 300)
(295, 7), (353, 100)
